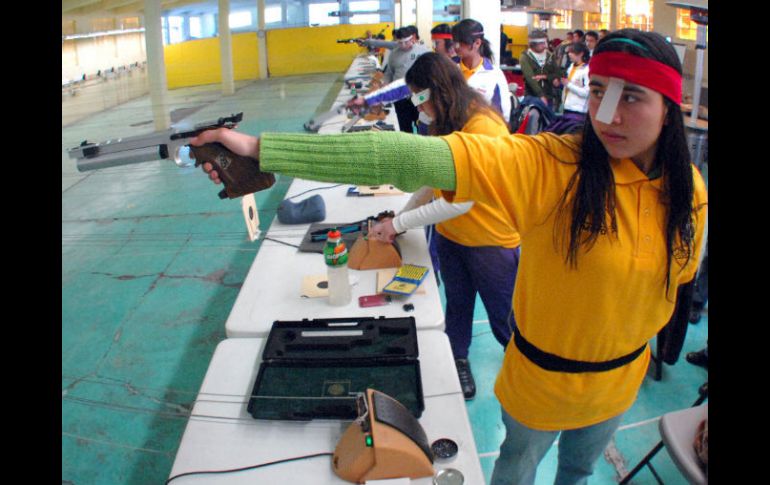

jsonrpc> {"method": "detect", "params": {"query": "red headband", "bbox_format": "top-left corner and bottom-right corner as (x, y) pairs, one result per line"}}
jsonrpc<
(588, 51), (682, 104)
(432, 33), (452, 40)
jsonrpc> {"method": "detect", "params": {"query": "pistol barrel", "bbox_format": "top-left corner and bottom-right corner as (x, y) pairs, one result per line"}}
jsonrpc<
(74, 146), (170, 172)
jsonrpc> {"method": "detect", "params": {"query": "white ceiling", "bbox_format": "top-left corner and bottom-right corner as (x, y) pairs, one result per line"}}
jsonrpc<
(61, 0), (273, 19)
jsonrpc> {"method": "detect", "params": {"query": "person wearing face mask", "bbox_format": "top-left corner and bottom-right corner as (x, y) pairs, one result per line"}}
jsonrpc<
(519, 29), (558, 108)
(368, 52), (520, 400)
(191, 29), (707, 485)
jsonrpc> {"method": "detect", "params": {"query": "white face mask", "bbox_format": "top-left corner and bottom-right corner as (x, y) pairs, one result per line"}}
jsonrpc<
(418, 111), (433, 125)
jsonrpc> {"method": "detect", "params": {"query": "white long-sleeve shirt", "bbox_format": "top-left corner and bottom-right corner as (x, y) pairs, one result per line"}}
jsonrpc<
(465, 58), (513, 123)
(562, 63), (590, 113)
(391, 186), (474, 233)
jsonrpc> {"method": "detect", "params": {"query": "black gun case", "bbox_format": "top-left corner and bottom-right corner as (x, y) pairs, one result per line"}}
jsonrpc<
(247, 316), (424, 420)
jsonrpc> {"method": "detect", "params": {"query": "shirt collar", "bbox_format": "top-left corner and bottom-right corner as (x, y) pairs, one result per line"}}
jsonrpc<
(460, 59), (484, 78)
(611, 158), (663, 186)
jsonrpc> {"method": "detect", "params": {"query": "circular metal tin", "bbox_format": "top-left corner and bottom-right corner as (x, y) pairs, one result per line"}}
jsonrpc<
(433, 468), (464, 485)
(431, 438), (459, 460)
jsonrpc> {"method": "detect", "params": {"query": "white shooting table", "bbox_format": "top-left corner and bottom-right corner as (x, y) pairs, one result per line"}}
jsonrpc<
(168, 331), (484, 484)
(318, 54), (398, 135)
(224, 180), (445, 338)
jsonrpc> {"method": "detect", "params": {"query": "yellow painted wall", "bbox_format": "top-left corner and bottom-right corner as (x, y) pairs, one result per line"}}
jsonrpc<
(164, 32), (259, 89)
(266, 23), (390, 77)
(502, 25), (529, 61)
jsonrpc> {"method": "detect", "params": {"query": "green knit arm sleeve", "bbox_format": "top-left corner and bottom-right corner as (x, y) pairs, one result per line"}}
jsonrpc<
(259, 131), (457, 192)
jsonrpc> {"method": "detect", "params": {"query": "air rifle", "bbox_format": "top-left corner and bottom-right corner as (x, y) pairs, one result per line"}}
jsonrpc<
(67, 113), (275, 199)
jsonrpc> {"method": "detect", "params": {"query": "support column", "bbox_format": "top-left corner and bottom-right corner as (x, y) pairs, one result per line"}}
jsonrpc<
(415, 0), (432, 45)
(181, 14), (191, 42)
(257, 0), (268, 79)
(218, 0), (235, 95)
(461, 0), (501, 65)
(143, 0), (170, 130)
(400, 0), (416, 27)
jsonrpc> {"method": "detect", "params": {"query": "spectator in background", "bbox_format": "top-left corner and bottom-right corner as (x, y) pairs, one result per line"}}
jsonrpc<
(585, 30), (599, 56)
(545, 42), (591, 134)
(552, 32), (574, 105)
(573, 29), (585, 43)
(500, 26), (514, 65)
(519, 29), (557, 108)
(599, 29), (610, 39)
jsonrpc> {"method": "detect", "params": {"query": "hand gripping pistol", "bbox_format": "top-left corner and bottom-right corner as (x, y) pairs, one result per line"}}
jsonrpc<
(67, 113), (276, 199)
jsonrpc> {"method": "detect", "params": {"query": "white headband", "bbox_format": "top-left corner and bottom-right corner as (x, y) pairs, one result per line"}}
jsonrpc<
(528, 38), (548, 44)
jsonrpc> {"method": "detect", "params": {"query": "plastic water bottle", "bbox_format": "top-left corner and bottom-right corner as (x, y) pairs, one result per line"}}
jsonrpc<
(324, 229), (352, 306)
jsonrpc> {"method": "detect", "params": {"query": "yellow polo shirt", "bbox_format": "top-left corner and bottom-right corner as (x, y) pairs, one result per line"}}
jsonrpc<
(459, 60), (483, 80)
(433, 112), (520, 248)
(441, 131), (708, 430)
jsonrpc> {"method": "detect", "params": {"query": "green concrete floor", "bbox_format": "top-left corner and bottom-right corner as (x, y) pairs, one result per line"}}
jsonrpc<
(62, 74), (342, 484)
(62, 74), (707, 485)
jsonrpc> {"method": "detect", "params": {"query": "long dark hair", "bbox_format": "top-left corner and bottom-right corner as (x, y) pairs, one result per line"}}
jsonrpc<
(405, 52), (504, 136)
(451, 19), (495, 63)
(568, 42), (590, 64)
(557, 29), (696, 293)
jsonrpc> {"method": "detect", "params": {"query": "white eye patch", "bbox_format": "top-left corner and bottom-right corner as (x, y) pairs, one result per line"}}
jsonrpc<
(594, 77), (625, 124)
(411, 88), (430, 107)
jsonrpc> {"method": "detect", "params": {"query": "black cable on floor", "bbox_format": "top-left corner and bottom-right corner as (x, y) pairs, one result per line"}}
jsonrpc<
(285, 183), (345, 200)
(263, 236), (302, 248)
(164, 452), (334, 484)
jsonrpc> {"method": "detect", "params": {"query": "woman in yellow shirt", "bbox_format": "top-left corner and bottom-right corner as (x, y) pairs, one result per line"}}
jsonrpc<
(192, 29), (707, 485)
(370, 52), (519, 401)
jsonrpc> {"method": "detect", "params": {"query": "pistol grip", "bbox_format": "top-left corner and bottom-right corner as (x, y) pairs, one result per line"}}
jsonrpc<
(191, 142), (276, 199)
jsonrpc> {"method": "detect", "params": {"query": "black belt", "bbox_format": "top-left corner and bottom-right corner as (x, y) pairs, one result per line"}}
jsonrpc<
(512, 326), (647, 373)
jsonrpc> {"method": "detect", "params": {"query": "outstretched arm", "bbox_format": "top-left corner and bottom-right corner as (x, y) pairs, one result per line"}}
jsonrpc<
(190, 129), (457, 193)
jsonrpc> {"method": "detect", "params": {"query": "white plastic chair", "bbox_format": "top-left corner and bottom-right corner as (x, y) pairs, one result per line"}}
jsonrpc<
(620, 388), (708, 484)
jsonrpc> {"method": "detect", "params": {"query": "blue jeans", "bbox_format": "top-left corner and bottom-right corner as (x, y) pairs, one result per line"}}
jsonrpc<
(490, 407), (623, 485)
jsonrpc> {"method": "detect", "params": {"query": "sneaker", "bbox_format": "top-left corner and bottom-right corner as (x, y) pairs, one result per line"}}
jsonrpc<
(454, 359), (476, 400)
(686, 349), (708, 369)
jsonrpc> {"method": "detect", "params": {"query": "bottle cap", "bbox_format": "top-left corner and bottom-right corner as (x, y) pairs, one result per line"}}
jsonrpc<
(327, 229), (342, 239)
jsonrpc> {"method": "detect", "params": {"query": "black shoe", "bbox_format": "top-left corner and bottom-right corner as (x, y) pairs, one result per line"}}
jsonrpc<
(688, 307), (703, 324)
(686, 349), (708, 369)
(455, 359), (476, 400)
